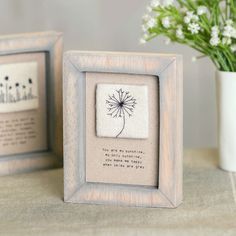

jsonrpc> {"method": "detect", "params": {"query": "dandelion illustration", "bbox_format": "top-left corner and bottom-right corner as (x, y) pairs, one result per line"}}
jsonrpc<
(106, 88), (137, 138)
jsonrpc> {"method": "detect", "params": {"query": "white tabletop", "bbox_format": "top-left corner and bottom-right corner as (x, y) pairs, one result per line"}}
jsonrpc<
(0, 149), (235, 236)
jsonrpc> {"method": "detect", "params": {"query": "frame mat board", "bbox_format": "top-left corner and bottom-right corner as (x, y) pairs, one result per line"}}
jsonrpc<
(86, 72), (159, 187)
(0, 53), (47, 156)
(0, 150), (235, 235)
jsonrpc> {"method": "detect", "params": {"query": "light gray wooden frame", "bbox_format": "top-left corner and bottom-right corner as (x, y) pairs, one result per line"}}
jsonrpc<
(0, 31), (63, 176)
(64, 51), (183, 208)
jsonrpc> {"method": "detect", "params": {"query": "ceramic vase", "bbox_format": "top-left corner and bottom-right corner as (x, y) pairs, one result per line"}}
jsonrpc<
(216, 71), (236, 172)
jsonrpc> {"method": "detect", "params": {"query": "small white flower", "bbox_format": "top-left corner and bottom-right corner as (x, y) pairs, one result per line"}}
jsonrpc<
(184, 16), (191, 24)
(211, 31), (219, 38)
(211, 26), (219, 38)
(184, 11), (199, 24)
(226, 19), (233, 26)
(150, 0), (160, 8)
(139, 38), (147, 44)
(197, 6), (208, 15)
(176, 25), (184, 39)
(147, 17), (156, 28)
(142, 24), (148, 32)
(186, 11), (194, 18)
(192, 57), (197, 62)
(192, 14), (199, 22)
(143, 33), (149, 40)
(142, 14), (150, 21)
(164, 38), (171, 45)
(162, 16), (171, 28)
(146, 6), (152, 13)
(232, 29), (236, 38)
(223, 25), (235, 38)
(222, 37), (232, 45)
(188, 23), (201, 34)
(222, 20), (236, 39)
(210, 37), (220, 46)
(211, 26), (219, 33)
(212, 26), (219, 31)
(231, 44), (236, 52)
(180, 7), (188, 13)
(163, 0), (174, 6)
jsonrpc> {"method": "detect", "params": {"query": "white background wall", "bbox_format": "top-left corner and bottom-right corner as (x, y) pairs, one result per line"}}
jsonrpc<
(0, 0), (217, 148)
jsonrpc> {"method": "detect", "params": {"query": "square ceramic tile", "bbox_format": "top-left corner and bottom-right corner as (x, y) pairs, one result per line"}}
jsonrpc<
(96, 84), (149, 139)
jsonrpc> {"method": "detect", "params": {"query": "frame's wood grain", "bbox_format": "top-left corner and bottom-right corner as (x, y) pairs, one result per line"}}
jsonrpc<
(0, 32), (63, 176)
(64, 51), (183, 208)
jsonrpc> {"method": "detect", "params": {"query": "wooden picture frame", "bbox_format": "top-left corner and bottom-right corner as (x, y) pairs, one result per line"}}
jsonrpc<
(0, 32), (63, 176)
(63, 51), (183, 208)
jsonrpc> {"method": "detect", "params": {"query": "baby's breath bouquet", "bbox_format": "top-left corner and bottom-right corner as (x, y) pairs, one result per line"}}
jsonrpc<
(141, 0), (236, 72)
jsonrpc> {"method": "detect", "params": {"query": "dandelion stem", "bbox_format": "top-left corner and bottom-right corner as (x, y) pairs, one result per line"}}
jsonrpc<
(116, 115), (126, 138)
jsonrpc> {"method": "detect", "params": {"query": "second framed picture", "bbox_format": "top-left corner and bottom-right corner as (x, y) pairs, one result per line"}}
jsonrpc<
(64, 51), (183, 208)
(0, 32), (63, 175)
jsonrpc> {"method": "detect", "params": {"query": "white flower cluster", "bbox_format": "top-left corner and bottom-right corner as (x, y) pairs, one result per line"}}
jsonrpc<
(222, 20), (236, 46)
(184, 11), (201, 35)
(184, 11), (199, 24)
(210, 20), (236, 50)
(140, 14), (157, 44)
(140, 0), (174, 44)
(231, 44), (236, 53)
(148, 0), (174, 8)
(140, 0), (236, 56)
(197, 6), (208, 16)
(210, 26), (220, 46)
(162, 17), (171, 28)
(177, 6), (207, 38)
(176, 25), (184, 39)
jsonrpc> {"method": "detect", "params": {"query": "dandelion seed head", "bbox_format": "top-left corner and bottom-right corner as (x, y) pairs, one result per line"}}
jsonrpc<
(106, 89), (136, 118)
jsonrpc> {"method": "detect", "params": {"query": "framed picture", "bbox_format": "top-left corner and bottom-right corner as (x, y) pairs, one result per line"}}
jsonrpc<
(0, 32), (63, 176)
(63, 51), (183, 208)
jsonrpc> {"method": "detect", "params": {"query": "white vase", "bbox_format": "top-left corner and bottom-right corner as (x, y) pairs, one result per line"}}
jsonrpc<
(216, 71), (236, 172)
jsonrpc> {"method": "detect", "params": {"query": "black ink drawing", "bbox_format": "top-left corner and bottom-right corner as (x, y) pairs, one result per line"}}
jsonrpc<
(106, 88), (137, 138)
(0, 76), (36, 104)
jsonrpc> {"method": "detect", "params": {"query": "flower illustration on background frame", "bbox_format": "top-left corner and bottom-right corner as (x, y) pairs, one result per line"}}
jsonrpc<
(106, 88), (137, 138)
